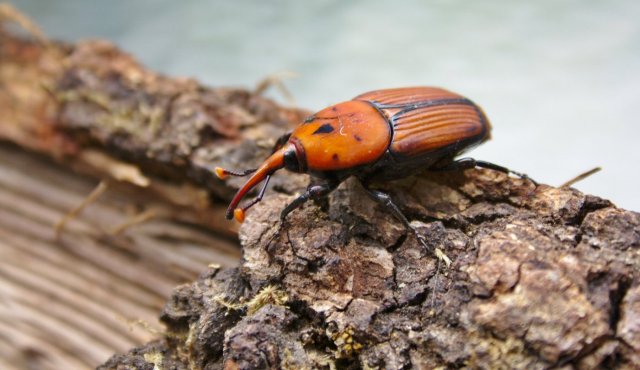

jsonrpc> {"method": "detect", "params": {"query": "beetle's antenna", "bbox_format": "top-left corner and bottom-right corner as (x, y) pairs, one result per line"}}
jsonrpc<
(224, 145), (290, 222)
(214, 167), (257, 180)
(232, 174), (272, 222)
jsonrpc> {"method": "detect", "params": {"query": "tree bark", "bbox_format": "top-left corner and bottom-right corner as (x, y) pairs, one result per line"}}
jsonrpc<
(1, 8), (639, 370)
(110, 171), (639, 370)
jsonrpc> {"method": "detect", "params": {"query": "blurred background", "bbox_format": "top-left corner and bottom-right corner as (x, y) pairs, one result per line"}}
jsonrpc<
(12, 0), (640, 210)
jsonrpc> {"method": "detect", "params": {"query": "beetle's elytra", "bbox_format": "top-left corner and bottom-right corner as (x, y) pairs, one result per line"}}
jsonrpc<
(216, 87), (534, 257)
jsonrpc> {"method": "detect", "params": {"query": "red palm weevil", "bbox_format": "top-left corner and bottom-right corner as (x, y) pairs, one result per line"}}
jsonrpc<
(215, 87), (535, 255)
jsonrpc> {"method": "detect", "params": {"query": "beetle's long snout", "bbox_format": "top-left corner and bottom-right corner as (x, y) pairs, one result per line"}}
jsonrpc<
(216, 145), (290, 222)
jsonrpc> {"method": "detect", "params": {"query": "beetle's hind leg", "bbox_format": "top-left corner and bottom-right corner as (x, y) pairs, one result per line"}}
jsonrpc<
(432, 158), (537, 185)
(360, 184), (451, 266)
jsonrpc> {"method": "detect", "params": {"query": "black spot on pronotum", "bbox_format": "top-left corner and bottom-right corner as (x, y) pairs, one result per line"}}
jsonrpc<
(354, 135), (362, 142)
(332, 153), (339, 161)
(312, 123), (335, 135)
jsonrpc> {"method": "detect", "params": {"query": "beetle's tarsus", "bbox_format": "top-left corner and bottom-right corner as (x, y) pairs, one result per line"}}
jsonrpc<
(469, 159), (537, 185)
(261, 219), (285, 252)
(500, 167), (538, 186)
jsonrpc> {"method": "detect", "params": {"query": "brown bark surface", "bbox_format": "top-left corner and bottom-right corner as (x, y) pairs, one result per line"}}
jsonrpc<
(1, 8), (639, 370)
(110, 172), (639, 370)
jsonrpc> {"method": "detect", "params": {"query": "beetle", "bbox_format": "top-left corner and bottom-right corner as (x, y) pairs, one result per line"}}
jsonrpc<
(215, 87), (534, 257)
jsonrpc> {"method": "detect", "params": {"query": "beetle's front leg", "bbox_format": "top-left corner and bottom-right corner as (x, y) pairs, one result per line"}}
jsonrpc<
(280, 181), (339, 222)
(361, 185), (451, 266)
(433, 157), (537, 185)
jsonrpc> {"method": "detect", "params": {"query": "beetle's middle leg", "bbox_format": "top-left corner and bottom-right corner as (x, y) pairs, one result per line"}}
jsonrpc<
(432, 157), (537, 185)
(360, 183), (451, 266)
(280, 180), (339, 222)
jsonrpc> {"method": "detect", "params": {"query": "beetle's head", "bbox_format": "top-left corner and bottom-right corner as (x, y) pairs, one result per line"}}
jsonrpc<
(215, 141), (305, 222)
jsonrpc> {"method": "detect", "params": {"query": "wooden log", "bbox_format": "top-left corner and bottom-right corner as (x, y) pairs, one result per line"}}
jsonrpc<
(0, 6), (309, 235)
(105, 170), (638, 370)
(0, 143), (240, 369)
(1, 7), (639, 370)
(0, 6), (303, 369)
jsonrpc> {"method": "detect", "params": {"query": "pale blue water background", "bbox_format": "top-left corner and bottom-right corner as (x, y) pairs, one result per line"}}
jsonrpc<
(11, 0), (640, 210)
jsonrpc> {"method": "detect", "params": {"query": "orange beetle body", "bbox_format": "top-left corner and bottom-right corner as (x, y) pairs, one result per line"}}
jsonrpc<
(291, 100), (391, 172)
(216, 87), (531, 229)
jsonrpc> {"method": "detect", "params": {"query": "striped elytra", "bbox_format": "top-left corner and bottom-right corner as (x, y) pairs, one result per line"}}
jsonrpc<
(355, 87), (490, 159)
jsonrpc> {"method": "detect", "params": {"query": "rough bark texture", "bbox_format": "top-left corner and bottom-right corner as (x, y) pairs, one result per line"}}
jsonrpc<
(1, 8), (639, 370)
(101, 171), (639, 370)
